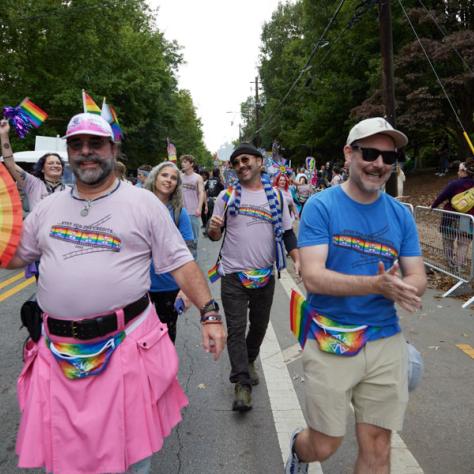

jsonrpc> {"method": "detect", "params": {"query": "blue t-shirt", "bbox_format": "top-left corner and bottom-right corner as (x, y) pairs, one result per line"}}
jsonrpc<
(298, 186), (421, 329)
(150, 206), (194, 292)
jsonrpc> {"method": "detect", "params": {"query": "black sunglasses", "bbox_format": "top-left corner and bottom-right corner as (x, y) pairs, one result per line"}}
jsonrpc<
(351, 145), (400, 165)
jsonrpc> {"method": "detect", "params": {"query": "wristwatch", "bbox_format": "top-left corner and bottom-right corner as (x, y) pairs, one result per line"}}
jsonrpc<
(200, 299), (220, 316)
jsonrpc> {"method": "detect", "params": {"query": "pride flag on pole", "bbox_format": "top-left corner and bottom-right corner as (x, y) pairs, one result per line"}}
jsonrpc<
(18, 98), (48, 128)
(290, 289), (314, 348)
(82, 90), (101, 115)
(101, 98), (123, 142)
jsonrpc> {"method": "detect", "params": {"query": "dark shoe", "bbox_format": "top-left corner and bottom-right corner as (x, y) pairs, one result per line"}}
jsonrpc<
(232, 383), (252, 412)
(249, 361), (259, 386)
(285, 428), (309, 473)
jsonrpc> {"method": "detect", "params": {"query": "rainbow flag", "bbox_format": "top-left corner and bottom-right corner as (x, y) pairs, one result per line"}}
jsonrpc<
(207, 264), (220, 283)
(19, 98), (48, 128)
(109, 105), (123, 142)
(82, 90), (101, 115)
(222, 186), (234, 209)
(290, 289), (315, 348)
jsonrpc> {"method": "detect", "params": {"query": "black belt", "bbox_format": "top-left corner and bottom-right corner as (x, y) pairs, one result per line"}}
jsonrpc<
(46, 294), (149, 340)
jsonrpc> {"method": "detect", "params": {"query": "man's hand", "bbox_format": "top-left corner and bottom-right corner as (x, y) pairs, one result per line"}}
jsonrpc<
(375, 261), (422, 312)
(194, 208), (201, 217)
(0, 119), (10, 137)
(201, 319), (227, 360)
(208, 215), (224, 231)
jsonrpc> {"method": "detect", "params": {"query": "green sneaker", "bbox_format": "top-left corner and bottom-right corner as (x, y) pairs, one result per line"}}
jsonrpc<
(232, 383), (252, 412)
(249, 361), (260, 386)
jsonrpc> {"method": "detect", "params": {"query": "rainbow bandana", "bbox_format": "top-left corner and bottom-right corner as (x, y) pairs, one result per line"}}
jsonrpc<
(46, 331), (125, 380)
(237, 267), (273, 289)
(290, 289), (381, 355)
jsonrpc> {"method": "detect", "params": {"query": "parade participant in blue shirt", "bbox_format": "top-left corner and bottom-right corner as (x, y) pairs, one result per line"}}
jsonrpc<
(286, 117), (427, 474)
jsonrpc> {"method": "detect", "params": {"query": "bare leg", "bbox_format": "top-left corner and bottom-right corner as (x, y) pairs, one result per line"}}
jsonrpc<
(294, 426), (343, 463)
(354, 423), (391, 474)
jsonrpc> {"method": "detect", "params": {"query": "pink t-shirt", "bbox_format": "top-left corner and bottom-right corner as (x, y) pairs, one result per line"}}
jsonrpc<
(21, 172), (65, 210)
(181, 172), (201, 214)
(16, 182), (193, 319)
(212, 186), (293, 273)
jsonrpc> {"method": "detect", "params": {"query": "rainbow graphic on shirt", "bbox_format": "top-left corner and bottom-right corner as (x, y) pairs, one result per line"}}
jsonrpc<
(46, 331), (125, 380)
(19, 98), (48, 128)
(237, 206), (272, 223)
(333, 234), (398, 260)
(290, 290), (315, 348)
(50, 225), (121, 251)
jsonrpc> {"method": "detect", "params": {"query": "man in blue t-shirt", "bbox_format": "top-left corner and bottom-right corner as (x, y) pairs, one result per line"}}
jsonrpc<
(285, 117), (427, 474)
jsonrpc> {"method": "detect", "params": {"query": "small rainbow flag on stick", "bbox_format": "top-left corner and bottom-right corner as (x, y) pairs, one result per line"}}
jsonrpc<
(19, 98), (48, 128)
(290, 289), (315, 348)
(82, 90), (101, 115)
(207, 264), (220, 283)
(101, 98), (123, 142)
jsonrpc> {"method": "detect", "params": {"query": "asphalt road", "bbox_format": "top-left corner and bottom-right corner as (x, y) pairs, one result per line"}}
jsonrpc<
(0, 235), (473, 473)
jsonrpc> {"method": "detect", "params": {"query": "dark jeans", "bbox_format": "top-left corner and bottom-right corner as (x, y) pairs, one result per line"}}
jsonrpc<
(149, 289), (180, 343)
(221, 273), (275, 387)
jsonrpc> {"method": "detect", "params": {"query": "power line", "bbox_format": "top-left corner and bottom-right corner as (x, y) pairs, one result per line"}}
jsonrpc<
(397, 0), (466, 132)
(252, 0), (348, 138)
(417, 0), (473, 74)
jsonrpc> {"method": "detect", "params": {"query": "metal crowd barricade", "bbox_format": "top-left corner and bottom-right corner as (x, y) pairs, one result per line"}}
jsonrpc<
(415, 206), (474, 308)
(400, 202), (414, 215)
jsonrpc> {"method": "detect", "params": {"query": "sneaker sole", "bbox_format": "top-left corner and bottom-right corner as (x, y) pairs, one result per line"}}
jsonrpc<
(232, 401), (253, 412)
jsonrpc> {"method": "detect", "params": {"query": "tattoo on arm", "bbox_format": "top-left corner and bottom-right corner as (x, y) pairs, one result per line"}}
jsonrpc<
(2, 143), (10, 149)
(19, 170), (26, 180)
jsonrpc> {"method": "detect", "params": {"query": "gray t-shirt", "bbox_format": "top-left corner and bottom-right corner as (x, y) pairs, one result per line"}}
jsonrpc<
(181, 172), (201, 215)
(16, 182), (193, 319)
(21, 172), (64, 210)
(213, 186), (293, 273)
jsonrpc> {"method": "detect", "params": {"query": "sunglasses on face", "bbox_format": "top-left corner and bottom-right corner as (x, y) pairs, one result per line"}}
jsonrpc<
(67, 137), (110, 151)
(351, 145), (400, 165)
(230, 155), (257, 168)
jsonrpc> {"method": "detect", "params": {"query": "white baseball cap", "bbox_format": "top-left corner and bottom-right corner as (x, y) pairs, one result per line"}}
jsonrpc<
(346, 117), (408, 149)
(63, 113), (114, 140)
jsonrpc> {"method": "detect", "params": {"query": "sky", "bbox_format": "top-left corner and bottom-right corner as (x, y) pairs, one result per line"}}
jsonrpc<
(149, 0), (284, 154)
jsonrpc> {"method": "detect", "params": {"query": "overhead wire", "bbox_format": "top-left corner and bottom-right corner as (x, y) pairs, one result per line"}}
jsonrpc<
(397, 0), (474, 153)
(417, 0), (473, 74)
(252, 0), (348, 139)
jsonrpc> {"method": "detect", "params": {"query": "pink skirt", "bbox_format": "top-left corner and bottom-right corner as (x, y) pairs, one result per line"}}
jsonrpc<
(15, 305), (188, 474)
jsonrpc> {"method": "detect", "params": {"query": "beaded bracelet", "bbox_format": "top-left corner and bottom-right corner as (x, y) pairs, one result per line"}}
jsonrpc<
(200, 314), (222, 324)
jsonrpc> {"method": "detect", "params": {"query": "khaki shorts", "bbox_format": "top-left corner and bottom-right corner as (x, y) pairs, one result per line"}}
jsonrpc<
(302, 331), (408, 437)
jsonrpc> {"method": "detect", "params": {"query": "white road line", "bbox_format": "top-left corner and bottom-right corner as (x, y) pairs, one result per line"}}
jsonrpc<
(262, 269), (424, 474)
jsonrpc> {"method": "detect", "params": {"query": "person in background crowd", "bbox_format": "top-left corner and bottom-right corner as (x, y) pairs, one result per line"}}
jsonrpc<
(294, 176), (313, 217)
(286, 116), (426, 474)
(181, 154), (205, 257)
(200, 170), (210, 231)
(431, 159), (474, 272)
(135, 164), (152, 188)
(204, 168), (225, 235)
(1, 119), (66, 211)
(330, 166), (344, 186)
(273, 172), (297, 222)
(145, 162), (194, 343)
(115, 161), (131, 184)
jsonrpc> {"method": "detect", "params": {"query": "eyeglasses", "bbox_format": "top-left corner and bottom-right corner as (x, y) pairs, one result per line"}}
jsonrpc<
(351, 145), (400, 165)
(67, 137), (110, 151)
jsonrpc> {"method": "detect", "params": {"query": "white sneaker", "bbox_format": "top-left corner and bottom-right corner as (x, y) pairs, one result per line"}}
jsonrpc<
(284, 429), (309, 474)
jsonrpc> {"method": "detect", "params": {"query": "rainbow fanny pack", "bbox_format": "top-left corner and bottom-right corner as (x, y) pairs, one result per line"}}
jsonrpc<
(312, 315), (380, 357)
(236, 267), (273, 288)
(290, 289), (381, 356)
(46, 332), (126, 380)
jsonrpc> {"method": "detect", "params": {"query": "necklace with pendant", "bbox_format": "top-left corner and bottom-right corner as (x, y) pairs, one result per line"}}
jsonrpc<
(71, 180), (121, 217)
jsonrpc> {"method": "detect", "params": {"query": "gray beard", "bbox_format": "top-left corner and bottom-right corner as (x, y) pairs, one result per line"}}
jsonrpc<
(71, 156), (115, 186)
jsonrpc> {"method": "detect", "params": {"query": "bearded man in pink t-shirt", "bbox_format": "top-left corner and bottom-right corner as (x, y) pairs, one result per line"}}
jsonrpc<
(208, 143), (300, 412)
(4, 112), (226, 474)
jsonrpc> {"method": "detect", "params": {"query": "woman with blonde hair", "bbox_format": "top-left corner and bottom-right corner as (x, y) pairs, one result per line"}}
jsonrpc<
(144, 161), (194, 342)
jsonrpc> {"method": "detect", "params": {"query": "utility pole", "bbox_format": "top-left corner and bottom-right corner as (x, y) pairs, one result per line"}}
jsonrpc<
(255, 76), (261, 147)
(379, 0), (398, 197)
